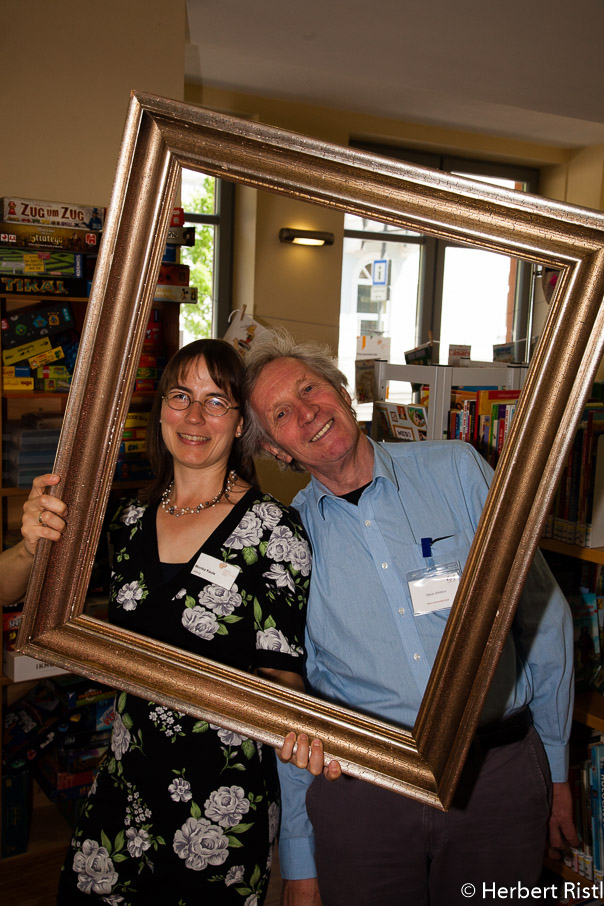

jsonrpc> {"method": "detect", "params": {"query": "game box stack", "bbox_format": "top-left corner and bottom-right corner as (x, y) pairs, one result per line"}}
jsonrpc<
(2, 675), (115, 853)
(156, 208), (197, 302)
(1, 676), (114, 854)
(114, 308), (167, 484)
(2, 412), (62, 488)
(0, 195), (103, 298)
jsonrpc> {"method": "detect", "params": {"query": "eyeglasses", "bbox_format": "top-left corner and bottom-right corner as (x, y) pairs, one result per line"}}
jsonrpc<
(162, 390), (240, 417)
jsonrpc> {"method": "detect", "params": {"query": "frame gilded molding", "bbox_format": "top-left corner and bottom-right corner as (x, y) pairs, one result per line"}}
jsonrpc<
(18, 91), (604, 809)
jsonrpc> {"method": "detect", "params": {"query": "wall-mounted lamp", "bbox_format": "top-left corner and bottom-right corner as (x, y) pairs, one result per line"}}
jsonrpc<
(279, 228), (335, 247)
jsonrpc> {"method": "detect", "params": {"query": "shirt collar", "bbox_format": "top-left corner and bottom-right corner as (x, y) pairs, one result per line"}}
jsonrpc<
(309, 438), (401, 519)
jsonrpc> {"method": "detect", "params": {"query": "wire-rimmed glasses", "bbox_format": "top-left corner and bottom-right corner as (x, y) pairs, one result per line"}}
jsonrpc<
(162, 390), (240, 417)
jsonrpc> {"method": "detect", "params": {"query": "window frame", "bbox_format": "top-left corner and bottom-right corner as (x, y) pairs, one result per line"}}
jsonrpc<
(350, 142), (540, 362)
(182, 176), (235, 339)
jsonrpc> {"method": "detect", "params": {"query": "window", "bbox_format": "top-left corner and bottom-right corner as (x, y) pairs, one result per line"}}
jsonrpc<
(339, 145), (539, 405)
(179, 170), (234, 344)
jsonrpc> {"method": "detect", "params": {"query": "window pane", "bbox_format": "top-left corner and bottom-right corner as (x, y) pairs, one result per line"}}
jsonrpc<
(339, 236), (421, 413)
(180, 170), (216, 343)
(438, 246), (515, 364)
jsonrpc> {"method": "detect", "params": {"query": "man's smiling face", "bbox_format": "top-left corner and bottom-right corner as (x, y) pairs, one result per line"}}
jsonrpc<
(249, 357), (361, 478)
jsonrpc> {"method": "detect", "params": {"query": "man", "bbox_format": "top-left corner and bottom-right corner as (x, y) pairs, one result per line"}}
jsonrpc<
(243, 329), (577, 906)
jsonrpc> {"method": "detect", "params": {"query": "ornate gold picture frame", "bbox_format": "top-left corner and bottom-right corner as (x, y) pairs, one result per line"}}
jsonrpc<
(18, 91), (604, 809)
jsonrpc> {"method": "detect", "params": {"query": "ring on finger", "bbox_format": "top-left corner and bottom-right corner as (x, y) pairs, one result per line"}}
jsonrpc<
(38, 510), (48, 528)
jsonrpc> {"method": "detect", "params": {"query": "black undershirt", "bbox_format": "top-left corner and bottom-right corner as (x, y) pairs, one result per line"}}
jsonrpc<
(340, 483), (370, 505)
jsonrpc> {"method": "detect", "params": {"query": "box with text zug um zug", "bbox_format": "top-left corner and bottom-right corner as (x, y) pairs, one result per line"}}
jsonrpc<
(0, 197), (104, 231)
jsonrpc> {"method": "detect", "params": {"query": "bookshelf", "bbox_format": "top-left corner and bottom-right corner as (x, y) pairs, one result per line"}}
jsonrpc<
(0, 292), (182, 862)
(372, 362), (604, 887)
(371, 360), (528, 441)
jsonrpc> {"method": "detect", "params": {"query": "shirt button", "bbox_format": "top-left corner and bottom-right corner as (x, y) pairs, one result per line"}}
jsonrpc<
(414, 653), (421, 661)
(398, 607), (405, 615)
(382, 562), (388, 569)
(365, 520), (371, 527)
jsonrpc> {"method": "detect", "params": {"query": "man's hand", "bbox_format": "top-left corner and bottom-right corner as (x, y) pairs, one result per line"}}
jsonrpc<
(278, 732), (341, 780)
(547, 780), (579, 859)
(281, 878), (322, 906)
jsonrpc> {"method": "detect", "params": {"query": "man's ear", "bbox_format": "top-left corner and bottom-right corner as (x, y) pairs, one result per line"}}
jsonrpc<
(261, 440), (293, 465)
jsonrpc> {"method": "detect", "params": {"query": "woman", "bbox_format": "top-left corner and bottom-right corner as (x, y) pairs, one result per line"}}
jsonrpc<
(16, 338), (311, 905)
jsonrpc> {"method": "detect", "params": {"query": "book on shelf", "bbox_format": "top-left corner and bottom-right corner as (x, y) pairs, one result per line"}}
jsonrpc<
(570, 589), (601, 692)
(373, 400), (428, 443)
(542, 404), (604, 547)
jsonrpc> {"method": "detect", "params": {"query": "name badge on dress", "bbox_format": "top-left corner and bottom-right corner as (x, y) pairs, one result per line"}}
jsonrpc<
(191, 553), (241, 590)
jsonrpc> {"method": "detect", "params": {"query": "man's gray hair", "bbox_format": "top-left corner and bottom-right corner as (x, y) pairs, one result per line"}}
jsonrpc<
(242, 328), (349, 471)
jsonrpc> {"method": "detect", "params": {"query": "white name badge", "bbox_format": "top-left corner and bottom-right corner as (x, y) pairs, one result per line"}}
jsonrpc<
(406, 561), (462, 616)
(191, 553), (241, 590)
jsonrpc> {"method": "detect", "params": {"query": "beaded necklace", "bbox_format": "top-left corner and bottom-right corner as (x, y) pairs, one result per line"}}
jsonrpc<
(160, 470), (238, 517)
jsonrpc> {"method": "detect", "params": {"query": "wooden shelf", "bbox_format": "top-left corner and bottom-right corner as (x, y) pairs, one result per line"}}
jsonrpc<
(542, 855), (584, 885)
(1, 480), (150, 499)
(0, 797), (71, 885)
(1, 294), (89, 304)
(573, 689), (604, 733)
(540, 537), (604, 565)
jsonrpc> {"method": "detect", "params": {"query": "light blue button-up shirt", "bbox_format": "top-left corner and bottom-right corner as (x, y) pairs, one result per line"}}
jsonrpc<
(277, 438), (574, 879)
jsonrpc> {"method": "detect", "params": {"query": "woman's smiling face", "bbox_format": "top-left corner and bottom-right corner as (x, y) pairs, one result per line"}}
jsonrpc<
(161, 356), (243, 475)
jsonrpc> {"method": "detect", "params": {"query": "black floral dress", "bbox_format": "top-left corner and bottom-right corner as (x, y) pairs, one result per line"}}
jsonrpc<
(57, 489), (310, 906)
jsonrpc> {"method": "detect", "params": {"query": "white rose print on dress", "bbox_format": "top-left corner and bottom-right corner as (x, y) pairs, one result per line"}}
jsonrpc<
(265, 525), (294, 562)
(256, 626), (296, 655)
(204, 785), (251, 827)
(268, 801), (280, 843)
(224, 511), (263, 549)
(181, 606), (220, 639)
(289, 537), (311, 576)
(210, 725), (245, 747)
(262, 563), (296, 593)
(198, 583), (242, 616)
(251, 501), (283, 531)
(173, 816), (230, 870)
(120, 503), (145, 526)
(115, 576), (147, 612)
(169, 776), (193, 803)
(72, 839), (118, 896)
(126, 826), (151, 858)
(225, 864), (246, 886)
(110, 712), (131, 760)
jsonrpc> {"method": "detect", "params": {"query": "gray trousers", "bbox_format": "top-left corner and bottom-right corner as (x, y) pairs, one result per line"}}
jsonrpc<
(306, 727), (553, 906)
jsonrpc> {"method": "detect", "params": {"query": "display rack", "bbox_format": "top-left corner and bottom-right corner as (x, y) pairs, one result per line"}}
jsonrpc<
(0, 288), (182, 862)
(371, 360), (528, 441)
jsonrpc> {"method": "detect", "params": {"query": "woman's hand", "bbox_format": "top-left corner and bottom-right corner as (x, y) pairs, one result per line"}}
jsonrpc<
(0, 474), (68, 608)
(21, 473), (68, 556)
(278, 732), (341, 781)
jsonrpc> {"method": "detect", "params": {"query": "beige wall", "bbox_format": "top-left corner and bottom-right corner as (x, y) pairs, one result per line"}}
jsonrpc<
(1, 1), (185, 207)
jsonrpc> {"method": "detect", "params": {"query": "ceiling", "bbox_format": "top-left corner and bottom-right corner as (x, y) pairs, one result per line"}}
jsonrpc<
(185, 0), (604, 150)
